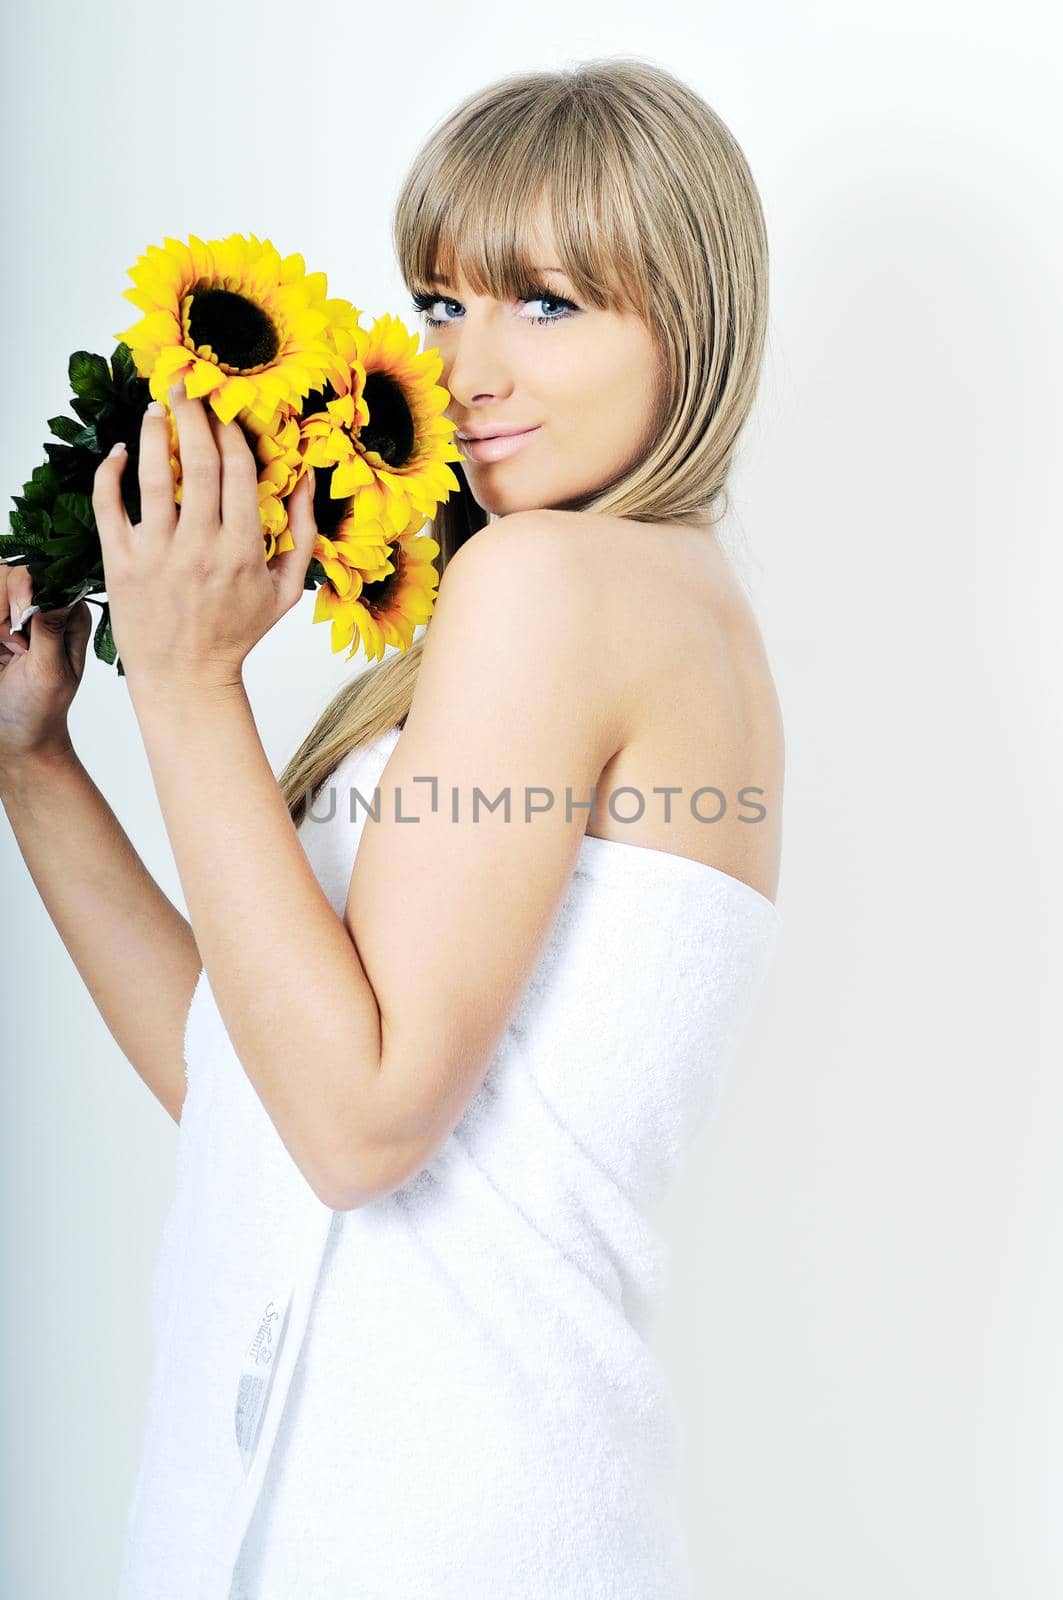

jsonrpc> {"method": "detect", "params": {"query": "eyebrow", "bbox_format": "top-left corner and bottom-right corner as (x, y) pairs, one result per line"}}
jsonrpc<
(429, 266), (566, 287)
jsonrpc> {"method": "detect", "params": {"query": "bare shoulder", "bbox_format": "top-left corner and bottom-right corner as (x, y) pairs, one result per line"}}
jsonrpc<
(461, 506), (780, 741)
(449, 506), (614, 591)
(474, 507), (779, 717)
(515, 508), (785, 904)
(439, 507), (642, 742)
(439, 508), (784, 903)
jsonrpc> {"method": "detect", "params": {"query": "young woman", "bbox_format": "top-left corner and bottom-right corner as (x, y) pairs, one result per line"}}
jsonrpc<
(0, 57), (785, 1600)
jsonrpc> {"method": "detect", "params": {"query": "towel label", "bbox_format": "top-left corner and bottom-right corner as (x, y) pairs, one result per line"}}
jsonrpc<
(235, 1289), (293, 1475)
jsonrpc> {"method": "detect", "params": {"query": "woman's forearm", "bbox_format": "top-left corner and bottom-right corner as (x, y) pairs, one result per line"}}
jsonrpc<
(0, 741), (202, 1122)
(127, 677), (384, 1208)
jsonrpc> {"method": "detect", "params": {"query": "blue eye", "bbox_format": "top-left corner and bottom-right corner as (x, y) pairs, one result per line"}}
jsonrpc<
(410, 292), (460, 327)
(521, 291), (577, 326)
(409, 283), (578, 329)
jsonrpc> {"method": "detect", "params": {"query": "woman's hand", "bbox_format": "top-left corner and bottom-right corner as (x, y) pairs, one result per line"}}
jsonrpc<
(0, 560), (91, 771)
(92, 378), (318, 696)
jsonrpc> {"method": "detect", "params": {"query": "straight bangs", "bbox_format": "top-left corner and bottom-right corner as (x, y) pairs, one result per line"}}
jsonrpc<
(394, 94), (652, 321)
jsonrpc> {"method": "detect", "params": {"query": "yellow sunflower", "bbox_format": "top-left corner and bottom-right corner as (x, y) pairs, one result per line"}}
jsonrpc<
(309, 519), (394, 603)
(313, 517), (441, 662)
(242, 396), (405, 601)
(240, 405), (304, 561)
(113, 232), (358, 428)
(302, 312), (463, 544)
(155, 400), (297, 563)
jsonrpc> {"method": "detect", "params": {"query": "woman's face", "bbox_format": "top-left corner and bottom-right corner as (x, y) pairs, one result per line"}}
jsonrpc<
(414, 206), (664, 516)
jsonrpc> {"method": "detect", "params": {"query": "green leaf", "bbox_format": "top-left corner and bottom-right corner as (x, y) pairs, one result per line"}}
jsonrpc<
(47, 414), (91, 446)
(51, 492), (95, 537)
(110, 342), (136, 382)
(69, 395), (101, 426)
(93, 605), (117, 665)
(39, 533), (87, 557)
(25, 463), (59, 500)
(39, 553), (87, 589)
(10, 520), (48, 548)
(1, 522), (45, 551)
(69, 351), (111, 401)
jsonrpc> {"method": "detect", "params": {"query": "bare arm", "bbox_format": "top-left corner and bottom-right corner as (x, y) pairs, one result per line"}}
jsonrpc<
(0, 739), (201, 1124)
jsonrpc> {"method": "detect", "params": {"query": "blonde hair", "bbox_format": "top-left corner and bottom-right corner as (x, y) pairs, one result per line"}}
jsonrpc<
(279, 55), (769, 823)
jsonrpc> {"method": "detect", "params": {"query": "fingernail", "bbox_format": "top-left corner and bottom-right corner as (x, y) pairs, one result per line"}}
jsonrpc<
(146, 401), (166, 418)
(10, 600), (21, 630)
(109, 441), (126, 458)
(168, 380), (185, 402)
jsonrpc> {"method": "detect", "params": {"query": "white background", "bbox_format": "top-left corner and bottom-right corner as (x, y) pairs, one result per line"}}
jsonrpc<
(2, 2), (1059, 1594)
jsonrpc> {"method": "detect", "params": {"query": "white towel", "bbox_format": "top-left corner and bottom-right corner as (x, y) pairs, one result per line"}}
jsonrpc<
(116, 723), (782, 1599)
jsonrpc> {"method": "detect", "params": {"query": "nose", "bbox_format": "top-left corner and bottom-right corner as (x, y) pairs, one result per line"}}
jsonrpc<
(438, 315), (515, 412)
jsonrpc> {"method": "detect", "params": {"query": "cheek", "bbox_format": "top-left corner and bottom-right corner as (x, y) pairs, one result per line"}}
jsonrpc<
(603, 333), (662, 437)
(531, 340), (586, 403)
(585, 328), (651, 401)
(582, 345), (653, 440)
(528, 325), (660, 460)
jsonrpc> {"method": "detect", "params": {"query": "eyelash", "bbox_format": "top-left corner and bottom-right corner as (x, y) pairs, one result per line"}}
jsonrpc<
(409, 282), (578, 328)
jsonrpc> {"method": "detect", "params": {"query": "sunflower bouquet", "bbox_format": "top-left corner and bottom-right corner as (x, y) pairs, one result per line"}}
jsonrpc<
(1, 233), (462, 674)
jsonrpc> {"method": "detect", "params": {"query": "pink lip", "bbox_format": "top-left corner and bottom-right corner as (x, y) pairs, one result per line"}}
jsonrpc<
(460, 426), (541, 463)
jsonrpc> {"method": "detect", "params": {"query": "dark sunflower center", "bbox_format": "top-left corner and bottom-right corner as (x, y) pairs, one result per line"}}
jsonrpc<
(311, 468), (348, 539)
(360, 373), (414, 467)
(359, 546), (403, 614)
(188, 287), (280, 371)
(301, 383), (338, 420)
